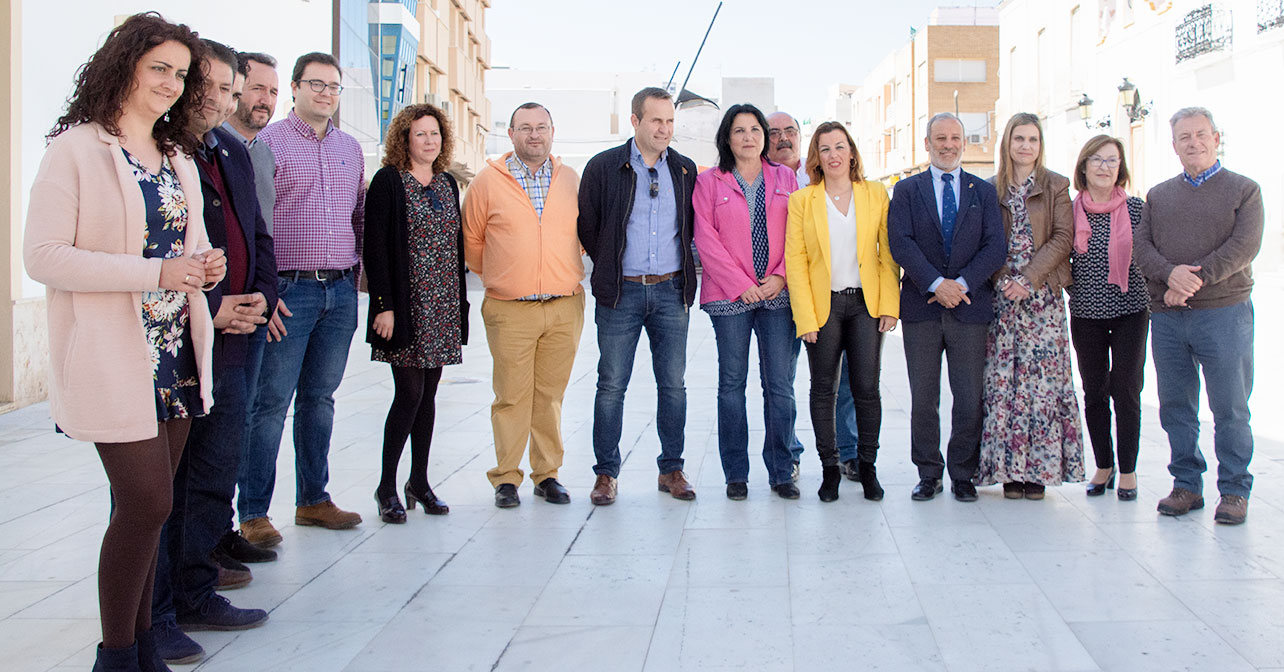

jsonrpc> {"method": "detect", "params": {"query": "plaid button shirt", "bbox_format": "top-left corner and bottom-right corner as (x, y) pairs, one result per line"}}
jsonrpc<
(257, 111), (365, 271)
(505, 155), (552, 218)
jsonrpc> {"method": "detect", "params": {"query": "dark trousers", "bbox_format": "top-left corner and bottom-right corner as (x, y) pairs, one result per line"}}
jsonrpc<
(1070, 310), (1148, 473)
(804, 290), (884, 467)
(902, 311), (988, 481)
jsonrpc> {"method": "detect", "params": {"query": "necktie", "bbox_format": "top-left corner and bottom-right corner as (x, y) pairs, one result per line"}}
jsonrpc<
(940, 172), (957, 257)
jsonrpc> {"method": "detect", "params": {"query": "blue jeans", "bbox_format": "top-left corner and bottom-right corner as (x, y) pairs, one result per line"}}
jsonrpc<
(710, 306), (797, 486)
(235, 325), (268, 523)
(1150, 301), (1254, 498)
(240, 273), (357, 519)
(592, 276), (689, 478)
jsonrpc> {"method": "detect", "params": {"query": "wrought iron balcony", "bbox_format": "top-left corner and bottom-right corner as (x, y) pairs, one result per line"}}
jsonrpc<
(1260, 0), (1284, 33)
(1175, 5), (1233, 63)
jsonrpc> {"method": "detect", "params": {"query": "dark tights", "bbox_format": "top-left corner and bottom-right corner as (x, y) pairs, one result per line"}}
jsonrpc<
(95, 419), (190, 648)
(378, 366), (442, 495)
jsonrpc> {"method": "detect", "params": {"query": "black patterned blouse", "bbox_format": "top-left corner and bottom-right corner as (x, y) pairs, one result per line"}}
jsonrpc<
(1068, 196), (1148, 320)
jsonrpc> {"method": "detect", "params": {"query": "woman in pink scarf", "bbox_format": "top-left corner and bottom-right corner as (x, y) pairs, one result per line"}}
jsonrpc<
(1068, 135), (1149, 501)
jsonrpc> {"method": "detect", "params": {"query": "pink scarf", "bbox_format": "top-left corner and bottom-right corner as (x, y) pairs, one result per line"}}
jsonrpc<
(1073, 186), (1131, 293)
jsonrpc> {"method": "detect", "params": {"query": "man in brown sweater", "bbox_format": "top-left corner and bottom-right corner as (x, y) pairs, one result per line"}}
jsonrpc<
(1134, 106), (1263, 525)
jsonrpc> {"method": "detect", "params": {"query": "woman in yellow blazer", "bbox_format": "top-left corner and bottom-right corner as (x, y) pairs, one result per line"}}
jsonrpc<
(785, 121), (900, 502)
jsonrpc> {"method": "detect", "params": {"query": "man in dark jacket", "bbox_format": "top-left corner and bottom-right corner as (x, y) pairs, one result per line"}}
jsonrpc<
(577, 87), (698, 505)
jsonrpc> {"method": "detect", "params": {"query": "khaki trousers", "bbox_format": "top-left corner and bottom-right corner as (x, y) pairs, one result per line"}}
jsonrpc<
(482, 292), (585, 487)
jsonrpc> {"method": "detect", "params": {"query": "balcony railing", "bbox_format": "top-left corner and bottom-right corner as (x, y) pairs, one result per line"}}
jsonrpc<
(1259, 0), (1284, 32)
(1175, 5), (1233, 63)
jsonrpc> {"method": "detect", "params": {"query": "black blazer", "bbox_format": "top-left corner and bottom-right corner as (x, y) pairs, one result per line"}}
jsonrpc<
(887, 168), (1006, 324)
(198, 126), (279, 368)
(362, 166), (469, 351)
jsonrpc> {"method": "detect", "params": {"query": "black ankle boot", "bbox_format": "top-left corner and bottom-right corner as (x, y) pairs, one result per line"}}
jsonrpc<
(858, 461), (884, 501)
(93, 642), (142, 672)
(818, 465), (841, 502)
(136, 629), (171, 672)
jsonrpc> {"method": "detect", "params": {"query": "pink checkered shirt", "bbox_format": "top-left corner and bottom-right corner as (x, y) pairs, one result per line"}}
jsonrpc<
(258, 110), (366, 271)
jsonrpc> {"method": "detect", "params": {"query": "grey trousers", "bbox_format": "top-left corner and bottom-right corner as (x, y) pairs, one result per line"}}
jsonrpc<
(902, 312), (989, 481)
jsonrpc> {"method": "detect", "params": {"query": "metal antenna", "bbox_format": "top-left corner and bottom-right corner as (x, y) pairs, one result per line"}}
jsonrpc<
(665, 61), (682, 91)
(678, 1), (723, 99)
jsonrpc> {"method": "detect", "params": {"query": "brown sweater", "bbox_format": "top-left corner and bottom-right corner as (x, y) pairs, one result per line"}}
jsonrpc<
(1134, 168), (1262, 312)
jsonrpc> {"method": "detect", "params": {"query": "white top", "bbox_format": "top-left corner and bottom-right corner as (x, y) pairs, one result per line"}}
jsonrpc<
(826, 195), (861, 291)
(795, 157), (810, 187)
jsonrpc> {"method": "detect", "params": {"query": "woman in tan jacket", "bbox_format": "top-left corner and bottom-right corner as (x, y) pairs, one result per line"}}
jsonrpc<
(976, 113), (1084, 500)
(23, 13), (224, 671)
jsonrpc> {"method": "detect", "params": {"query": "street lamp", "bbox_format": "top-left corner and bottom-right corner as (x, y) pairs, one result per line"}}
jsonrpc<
(1117, 77), (1152, 124)
(1078, 93), (1110, 129)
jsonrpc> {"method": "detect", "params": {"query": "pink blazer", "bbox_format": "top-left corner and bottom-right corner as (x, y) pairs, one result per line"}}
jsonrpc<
(692, 159), (799, 305)
(24, 123), (214, 443)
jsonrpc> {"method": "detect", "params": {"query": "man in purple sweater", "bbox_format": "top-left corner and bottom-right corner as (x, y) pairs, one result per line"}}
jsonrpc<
(1134, 106), (1263, 525)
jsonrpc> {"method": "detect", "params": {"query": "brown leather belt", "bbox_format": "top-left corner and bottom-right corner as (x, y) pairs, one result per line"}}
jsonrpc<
(623, 271), (679, 285)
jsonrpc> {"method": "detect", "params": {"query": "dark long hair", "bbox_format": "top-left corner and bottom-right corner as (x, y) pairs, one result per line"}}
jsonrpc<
(715, 103), (771, 173)
(48, 12), (206, 155)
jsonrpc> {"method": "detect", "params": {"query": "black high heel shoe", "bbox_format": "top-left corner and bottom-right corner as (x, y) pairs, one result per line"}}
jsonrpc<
(1085, 468), (1116, 497)
(1117, 473), (1138, 501)
(405, 482), (450, 515)
(375, 490), (406, 524)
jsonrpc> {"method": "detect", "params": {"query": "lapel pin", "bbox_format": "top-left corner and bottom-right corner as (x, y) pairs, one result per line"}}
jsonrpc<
(221, 149), (229, 157)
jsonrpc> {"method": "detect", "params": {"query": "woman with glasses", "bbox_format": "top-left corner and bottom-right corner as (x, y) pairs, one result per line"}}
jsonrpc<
(1068, 136), (1148, 500)
(978, 113), (1084, 500)
(363, 103), (469, 523)
(693, 103), (800, 500)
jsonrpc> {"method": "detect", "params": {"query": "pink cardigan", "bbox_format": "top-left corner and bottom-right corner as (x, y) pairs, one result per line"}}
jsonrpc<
(24, 123), (214, 443)
(692, 159), (799, 305)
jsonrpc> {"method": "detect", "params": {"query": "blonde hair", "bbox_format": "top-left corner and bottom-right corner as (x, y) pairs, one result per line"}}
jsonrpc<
(995, 112), (1045, 188)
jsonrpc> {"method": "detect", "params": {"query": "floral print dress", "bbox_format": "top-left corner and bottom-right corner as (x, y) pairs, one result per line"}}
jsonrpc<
(977, 177), (1084, 486)
(126, 149), (201, 421)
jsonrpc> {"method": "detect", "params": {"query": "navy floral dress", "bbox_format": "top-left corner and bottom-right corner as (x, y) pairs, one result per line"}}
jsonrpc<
(125, 149), (201, 421)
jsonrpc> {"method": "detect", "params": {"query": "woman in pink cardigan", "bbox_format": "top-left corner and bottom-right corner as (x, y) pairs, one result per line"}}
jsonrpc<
(23, 13), (224, 672)
(693, 103), (801, 501)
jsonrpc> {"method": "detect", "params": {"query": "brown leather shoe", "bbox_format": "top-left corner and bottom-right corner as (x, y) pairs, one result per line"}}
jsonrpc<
(657, 471), (696, 500)
(590, 474), (618, 506)
(215, 564), (252, 590)
(1214, 495), (1248, 525)
(295, 500), (362, 529)
(239, 517), (283, 548)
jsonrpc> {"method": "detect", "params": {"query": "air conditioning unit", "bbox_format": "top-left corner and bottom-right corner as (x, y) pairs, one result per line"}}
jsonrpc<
(423, 93), (443, 107)
(968, 134), (984, 144)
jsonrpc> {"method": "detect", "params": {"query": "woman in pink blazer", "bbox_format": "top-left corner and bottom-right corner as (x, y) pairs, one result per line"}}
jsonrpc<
(23, 13), (224, 671)
(693, 103), (801, 500)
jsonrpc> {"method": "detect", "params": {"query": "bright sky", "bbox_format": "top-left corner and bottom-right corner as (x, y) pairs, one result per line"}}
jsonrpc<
(487, 0), (1000, 121)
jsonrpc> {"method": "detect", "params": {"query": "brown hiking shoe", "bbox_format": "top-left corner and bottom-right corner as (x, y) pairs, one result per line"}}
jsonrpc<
(590, 474), (618, 506)
(1214, 495), (1248, 525)
(1157, 487), (1204, 516)
(657, 471), (696, 501)
(295, 500), (363, 529)
(239, 517), (283, 548)
(216, 564), (252, 590)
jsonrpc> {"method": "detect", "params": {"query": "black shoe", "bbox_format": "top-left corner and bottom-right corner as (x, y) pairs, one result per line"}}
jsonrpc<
(842, 459), (860, 481)
(494, 483), (520, 508)
(151, 619), (203, 665)
(374, 490), (407, 524)
(216, 530), (277, 564)
(911, 477), (943, 501)
(1003, 482), (1024, 499)
(534, 478), (571, 504)
(211, 546), (249, 573)
(952, 480), (978, 502)
(405, 482), (450, 514)
(818, 465), (841, 502)
(772, 482), (800, 499)
(176, 594), (269, 632)
(1086, 468), (1116, 497)
(726, 482), (748, 500)
(857, 461), (884, 501)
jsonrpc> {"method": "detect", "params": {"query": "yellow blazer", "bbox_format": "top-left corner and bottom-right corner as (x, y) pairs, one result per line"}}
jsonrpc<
(785, 180), (900, 337)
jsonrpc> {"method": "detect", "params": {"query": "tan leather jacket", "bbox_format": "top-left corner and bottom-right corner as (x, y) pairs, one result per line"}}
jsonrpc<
(988, 169), (1073, 293)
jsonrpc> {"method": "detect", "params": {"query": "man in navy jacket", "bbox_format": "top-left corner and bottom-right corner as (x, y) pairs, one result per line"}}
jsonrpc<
(888, 112), (1006, 503)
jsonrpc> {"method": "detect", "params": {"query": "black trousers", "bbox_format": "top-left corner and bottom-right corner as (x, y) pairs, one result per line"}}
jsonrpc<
(1069, 310), (1148, 473)
(803, 290), (884, 467)
(902, 312), (989, 481)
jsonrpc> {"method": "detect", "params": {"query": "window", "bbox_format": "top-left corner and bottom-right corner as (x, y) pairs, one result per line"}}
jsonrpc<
(959, 112), (990, 142)
(934, 59), (986, 82)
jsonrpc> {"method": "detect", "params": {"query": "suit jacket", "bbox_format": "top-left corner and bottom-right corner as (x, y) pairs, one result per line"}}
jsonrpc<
(199, 126), (279, 369)
(887, 168), (1006, 324)
(785, 180), (901, 337)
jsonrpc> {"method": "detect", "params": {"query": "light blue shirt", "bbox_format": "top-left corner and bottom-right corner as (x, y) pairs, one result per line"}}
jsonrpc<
(621, 139), (681, 276)
(926, 164), (968, 293)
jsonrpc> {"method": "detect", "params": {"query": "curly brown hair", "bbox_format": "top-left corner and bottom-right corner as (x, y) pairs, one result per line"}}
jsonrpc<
(382, 103), (453, 173)
(48, 12), (207, 155)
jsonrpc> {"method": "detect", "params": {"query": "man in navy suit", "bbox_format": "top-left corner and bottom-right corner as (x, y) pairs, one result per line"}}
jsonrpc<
(150, 40), (279, 664)
(888, 113), (1006, 503)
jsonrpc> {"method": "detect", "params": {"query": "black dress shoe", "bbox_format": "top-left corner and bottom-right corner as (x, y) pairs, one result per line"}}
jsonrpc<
(726, 482), (749, 500)
(911, 477), (943, 501)
(216, 531), (277, 564)
(211, 546), (250, 573)
(404, 482), (449, 515)
(1086, 468), (1116, 497)
(533, 478), (570, 504)
(857, 461), (884, 501)
(494, 483), (520, 508)
(374, 491), (407, 524)
(952, 480), (978, 502)
(842, 459), (860, 481)
(771, 482), (800, 499)
(818, 465), (841, 502)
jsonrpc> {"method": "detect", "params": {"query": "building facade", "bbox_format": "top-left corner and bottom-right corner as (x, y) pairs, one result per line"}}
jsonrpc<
(414, 0), (492, 181)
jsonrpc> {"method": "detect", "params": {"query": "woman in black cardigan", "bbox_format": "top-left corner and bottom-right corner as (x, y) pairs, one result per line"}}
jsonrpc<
(363, 103), (469, 523)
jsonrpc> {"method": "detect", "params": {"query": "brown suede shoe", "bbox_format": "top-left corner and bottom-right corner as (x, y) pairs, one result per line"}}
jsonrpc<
(215, 564), (251, 590)
(295, 501), (363, 529)
(1214, 495), (1248, 525)
(657, 471), (696, 501)
(1157, 487), (1204, 516)
(239, 517), (283, 548)
(590, 474), (618, 506)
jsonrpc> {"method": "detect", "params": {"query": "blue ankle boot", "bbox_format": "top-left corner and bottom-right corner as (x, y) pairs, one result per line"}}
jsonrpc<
(91, 642), (141, 672)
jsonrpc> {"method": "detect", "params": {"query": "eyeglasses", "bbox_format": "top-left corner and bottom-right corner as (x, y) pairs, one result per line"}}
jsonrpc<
(768, 127), (800, 139)
(299, 79), (343, 95)
(513, 124), (551, 136)
(1087, 156), (1120, 168)
(648, 167), (659, 198)
(425, 187), (444, 213)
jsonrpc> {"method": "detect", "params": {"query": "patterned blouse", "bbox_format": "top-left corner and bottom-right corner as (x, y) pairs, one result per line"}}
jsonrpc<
(1068, 196), (1148, 320)
(701, 168), (790, 317)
